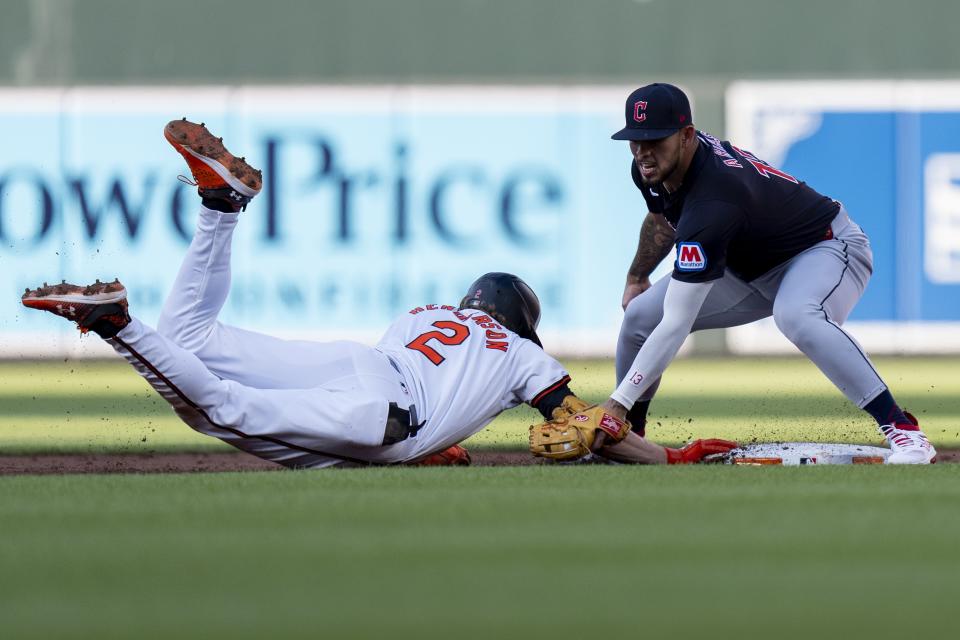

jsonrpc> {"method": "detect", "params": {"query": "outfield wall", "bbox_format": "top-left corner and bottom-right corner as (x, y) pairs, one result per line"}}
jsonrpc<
(727, 81), (960, 354)
(0, 85), (675, 358)
(6, 1), (960, 83)
(3, 82), (959, 358)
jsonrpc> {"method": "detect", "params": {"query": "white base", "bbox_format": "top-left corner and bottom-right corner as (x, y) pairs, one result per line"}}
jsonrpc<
(715, 442), (892, 465)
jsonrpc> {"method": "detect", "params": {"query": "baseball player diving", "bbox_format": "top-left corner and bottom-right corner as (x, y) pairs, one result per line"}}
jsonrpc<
(21, 119), (736, 468)
(600, 83), (936, 464)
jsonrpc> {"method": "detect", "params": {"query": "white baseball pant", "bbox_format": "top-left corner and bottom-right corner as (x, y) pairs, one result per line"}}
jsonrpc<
(106, 207), (414, 468)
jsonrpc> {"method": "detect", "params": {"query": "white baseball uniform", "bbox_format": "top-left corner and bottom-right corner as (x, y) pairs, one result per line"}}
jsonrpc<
(105, 206), (568, 468)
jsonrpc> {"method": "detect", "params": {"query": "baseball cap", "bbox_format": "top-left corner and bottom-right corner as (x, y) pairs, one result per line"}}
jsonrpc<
(611, 83), (693, 141)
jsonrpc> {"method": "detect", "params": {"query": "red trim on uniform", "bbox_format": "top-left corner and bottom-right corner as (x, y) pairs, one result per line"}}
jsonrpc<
(112, 336), (377, 467)
(531, 375), (572, 407)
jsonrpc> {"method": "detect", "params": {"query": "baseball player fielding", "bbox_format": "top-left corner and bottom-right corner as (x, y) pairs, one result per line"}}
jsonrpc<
(603, 83), (936, 465)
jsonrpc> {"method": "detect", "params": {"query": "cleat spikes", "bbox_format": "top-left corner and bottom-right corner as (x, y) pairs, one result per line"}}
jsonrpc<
(164, 118), (261, 211)
(21, 278), (130, 336)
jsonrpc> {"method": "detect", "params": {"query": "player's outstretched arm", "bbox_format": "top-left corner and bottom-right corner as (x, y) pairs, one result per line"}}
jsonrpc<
(527, 391), (738, 464)
(528, 402), (631, 461)
(595, 431), (668, 463)
(610, 278), (714, 414)
(596, 432), (738, 465)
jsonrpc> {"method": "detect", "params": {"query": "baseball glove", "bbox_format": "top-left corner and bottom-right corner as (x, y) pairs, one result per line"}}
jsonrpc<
(529, 405), (631, 461)
(549, 394), (590, 420)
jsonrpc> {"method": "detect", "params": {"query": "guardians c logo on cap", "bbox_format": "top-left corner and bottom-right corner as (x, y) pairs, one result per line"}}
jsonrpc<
(634, 101), (647, 122)
(612, 83), (693, 141)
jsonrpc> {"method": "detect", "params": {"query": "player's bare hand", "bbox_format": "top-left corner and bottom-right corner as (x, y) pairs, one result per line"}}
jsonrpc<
(591, 431), (608, 451)
(589, 400), (627, 450)
(665, 439), (739, 464)
(600, 398), (629, 421)
(622, 277), (651, 310)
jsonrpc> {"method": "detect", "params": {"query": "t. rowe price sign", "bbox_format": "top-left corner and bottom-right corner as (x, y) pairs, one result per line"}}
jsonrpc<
(0, 86), (645, 357)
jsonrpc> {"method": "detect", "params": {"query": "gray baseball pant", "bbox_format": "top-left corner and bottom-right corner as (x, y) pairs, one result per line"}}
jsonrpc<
(616, 208), (887, 409)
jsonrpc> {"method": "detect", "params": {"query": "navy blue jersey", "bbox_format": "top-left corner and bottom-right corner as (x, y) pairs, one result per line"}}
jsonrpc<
(631, 131), (840, 283)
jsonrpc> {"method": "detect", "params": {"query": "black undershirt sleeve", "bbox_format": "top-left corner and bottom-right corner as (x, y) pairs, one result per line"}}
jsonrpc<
(531, 382), (574, 419)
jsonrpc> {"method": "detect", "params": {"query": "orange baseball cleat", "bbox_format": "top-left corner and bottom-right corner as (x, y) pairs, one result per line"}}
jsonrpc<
(164, 118), (262, 212)
(22, 279), (130, 337)
(410, 445), (472, 467)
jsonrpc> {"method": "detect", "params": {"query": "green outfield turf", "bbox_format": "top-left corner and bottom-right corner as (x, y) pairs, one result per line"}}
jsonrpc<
(1, 465), (957, 639)
(0, 356), (957, 453)
(1, 357), (957, 639)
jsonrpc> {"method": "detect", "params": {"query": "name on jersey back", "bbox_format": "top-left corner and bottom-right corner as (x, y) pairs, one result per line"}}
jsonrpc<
(409, 305), (510, 352)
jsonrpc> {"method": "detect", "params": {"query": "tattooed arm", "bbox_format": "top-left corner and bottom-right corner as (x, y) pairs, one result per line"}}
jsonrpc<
(622, 212), (675, 309)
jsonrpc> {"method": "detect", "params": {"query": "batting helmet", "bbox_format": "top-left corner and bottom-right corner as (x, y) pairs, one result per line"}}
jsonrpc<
(459, 273), (542, 347)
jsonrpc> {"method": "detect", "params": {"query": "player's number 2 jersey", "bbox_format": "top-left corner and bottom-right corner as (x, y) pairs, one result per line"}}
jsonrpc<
(376, 305), (568, 458)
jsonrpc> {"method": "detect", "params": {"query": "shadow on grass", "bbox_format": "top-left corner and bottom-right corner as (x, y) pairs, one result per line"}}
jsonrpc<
(2, 392), (954, 419)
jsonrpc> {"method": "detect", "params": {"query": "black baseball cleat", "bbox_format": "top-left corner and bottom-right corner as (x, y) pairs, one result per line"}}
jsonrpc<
(164, 118), (262, 213)
(21, 279), (131, 338)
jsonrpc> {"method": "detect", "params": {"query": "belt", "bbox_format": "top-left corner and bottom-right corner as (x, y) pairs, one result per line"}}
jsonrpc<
(381, 355), (423, 446)
(383, 403), (424, 445)
(823, 204), (852, 241)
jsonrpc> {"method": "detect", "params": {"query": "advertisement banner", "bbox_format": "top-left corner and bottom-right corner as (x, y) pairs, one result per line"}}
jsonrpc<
(727, 81), (960, 353)
(0, 86), (653, 357)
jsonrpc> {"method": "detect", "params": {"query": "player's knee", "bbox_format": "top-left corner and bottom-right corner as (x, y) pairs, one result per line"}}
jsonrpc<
(155, 311), (179, 340)
(621, 295), (663, 343)
(156, 313), (209, 353)
(773, 303), (822, 349)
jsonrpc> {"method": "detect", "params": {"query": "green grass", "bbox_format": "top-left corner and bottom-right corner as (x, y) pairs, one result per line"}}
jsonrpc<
(1, 357), (957, 453)
(1, 357), (958, 638)
(1, 465), (958, 639)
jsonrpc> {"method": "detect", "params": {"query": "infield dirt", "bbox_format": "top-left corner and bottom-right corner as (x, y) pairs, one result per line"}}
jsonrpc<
(0, 448), (956, 475)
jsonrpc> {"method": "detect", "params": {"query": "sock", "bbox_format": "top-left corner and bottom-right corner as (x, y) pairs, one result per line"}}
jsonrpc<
(86, 306), (131, 339)
(863, 390), (913, 430)
(627, 399), (651, 436)
(89, 318), (124, 339)
(202, 197), (237, 213)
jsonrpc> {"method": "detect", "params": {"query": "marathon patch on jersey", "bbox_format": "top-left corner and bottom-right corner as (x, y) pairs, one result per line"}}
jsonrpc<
(676, 242), (707, 271)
